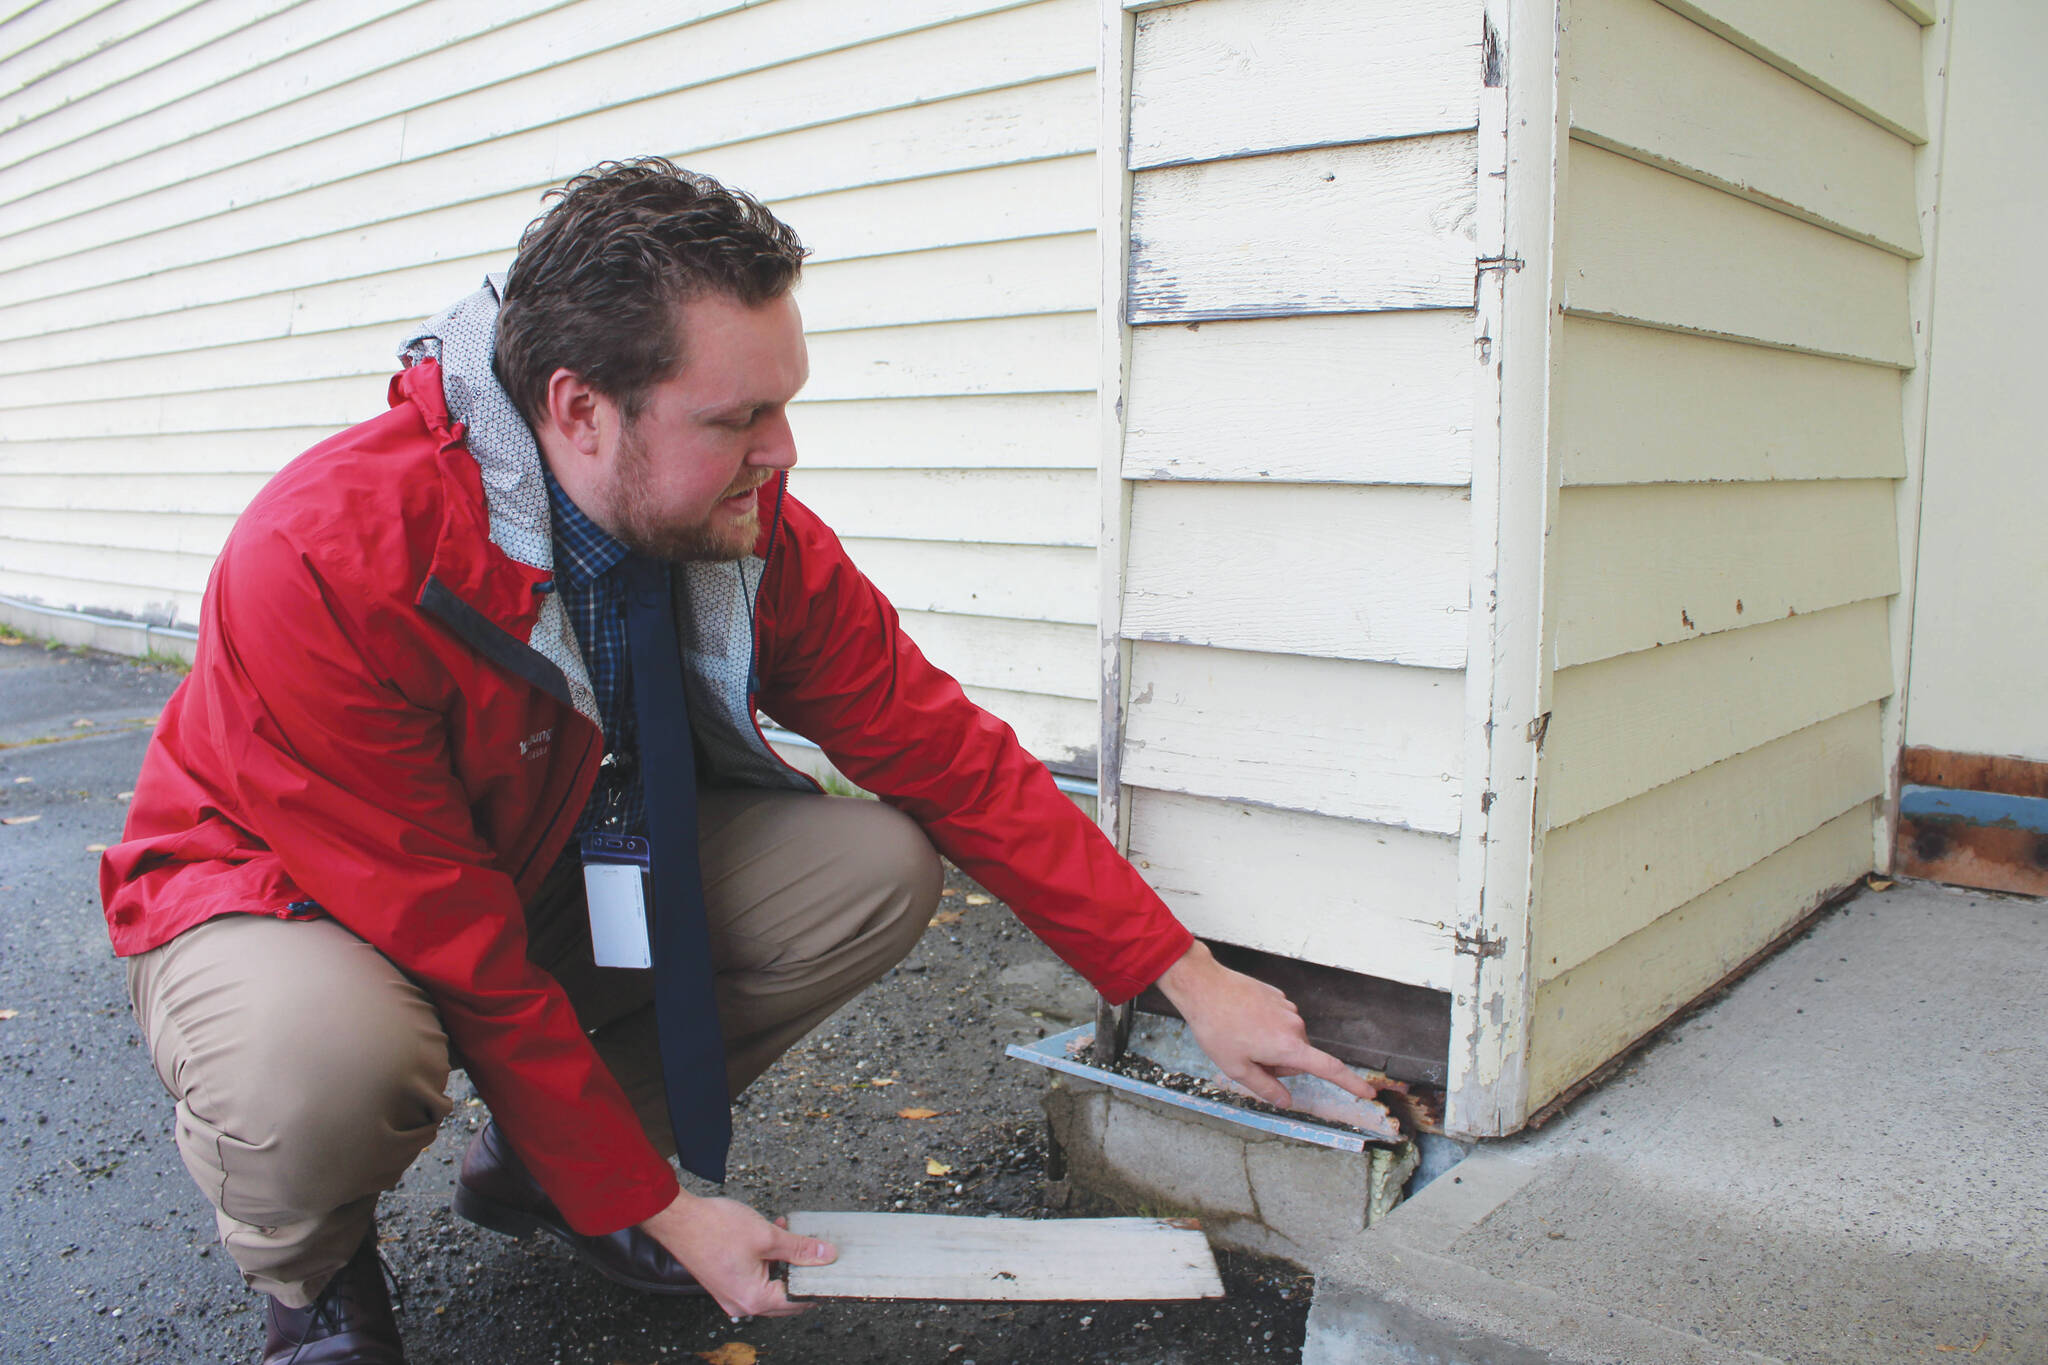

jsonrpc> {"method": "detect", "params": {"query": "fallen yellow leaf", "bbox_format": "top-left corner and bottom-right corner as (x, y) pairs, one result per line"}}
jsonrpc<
(0, 1010), (18, 1021)
(85, 844), (107, 853)
(963, 893), (992, 906)
(930, 910), (964, 926)
(898, 1108), (940, 1120)
(867, 1076), (896, 1086)
(1866, 876), (1895, 892)
(925, 1157), (952, 1177)
(698, 1344), (758, 1365)
(2, 815), (40, 826)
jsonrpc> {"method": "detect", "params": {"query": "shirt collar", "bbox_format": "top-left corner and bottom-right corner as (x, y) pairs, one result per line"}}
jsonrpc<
(542, 461), (629, 588)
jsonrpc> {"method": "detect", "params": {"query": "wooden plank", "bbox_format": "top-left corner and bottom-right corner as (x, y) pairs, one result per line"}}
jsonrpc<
(1526, 802), (1874, 1109)
(0, 567), (203, 627)
(1127, 0), (1480, 169)
(0, 1), (129, 90)
(0, 506), (236, 557)
(1543, 599), (1894, 828)
(1900, 747), (2048, 802)
(1122, 481), (1469, 668)
(0, 322), (396, 411)
(799, 233), (1094, 335)
(1557, 316), (1906, 485)
(956, 685), (1094, 769)
(1535, 703), (1883, 984)
(0, 429), (329, 476)
(1125, 788), (1461, 990)
(0, 72), (1096, 308)
(1549, 479), (1900, 667)
(1888, 0), (1935, 23)
(784, 1213), (1222, 1302)
(0, 0), (282, 134)
(0, 470), (269, 517)
(0, 0), (1086, 252)
(0, 374), (388, 442)
(789, 393), (1094, 471)
(1123, 311), (1475, 485)
(1896, 812), (2048, 899)
(838, 539), (1093, 625)
(1121, 642), (1465, 833)
(896, 611), (1095, 701)
(1127, 133), (1478, 323)
(1567, 0), (1920, 255)
(804, 313), (1094, 402)
(0, 537), (214, 603)
(0, 0), (209, 121)
(1655, 0), (1928, 143)
(1560, 140), (1913, 366)
(792, 467), (1096, 548)
(782, 154), (1095, 265)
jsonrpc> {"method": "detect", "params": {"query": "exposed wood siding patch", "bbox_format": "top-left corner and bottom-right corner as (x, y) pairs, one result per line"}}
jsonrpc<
(1550, 479), (1900, 667)
(1120, 642), (1465, 833)
(791, 467), (1096, 549)
(1560, 140), (1913, 366)
(1127, 133), (1479, 323)
(1567, 0), (1920, 255)
(1535, 704), (1884, 984)
(1121, 481), (1470, 668)
(1127, 0), (1480, 170)
(1544, 600), (1894, 828)
(1125, 788), (1461, 991)
(1123, 311), (1475, 485)
(1557, 317), (1906, 486)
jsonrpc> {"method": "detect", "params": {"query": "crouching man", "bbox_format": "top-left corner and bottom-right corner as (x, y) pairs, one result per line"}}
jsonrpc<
(100, 158), (1373, 1363)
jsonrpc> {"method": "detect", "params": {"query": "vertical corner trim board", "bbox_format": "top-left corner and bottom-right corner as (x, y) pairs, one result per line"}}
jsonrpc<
(1894, 747), (2048, 898)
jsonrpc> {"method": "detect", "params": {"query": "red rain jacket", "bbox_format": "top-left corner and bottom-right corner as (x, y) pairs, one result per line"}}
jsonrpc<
(100, 359), (1192, 1234)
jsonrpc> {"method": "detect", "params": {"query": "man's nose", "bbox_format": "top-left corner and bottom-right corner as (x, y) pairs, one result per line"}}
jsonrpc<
(747, 411), (798, 470)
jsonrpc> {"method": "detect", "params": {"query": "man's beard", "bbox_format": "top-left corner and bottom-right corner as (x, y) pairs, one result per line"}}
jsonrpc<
(607, 423), (764, 563)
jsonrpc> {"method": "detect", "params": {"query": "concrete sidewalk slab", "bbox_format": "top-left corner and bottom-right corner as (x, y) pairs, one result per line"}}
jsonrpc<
(1305, 880), (2048, 1365)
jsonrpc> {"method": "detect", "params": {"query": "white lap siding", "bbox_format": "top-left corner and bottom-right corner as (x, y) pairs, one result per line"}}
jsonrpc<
(0, 0), (1104, 769)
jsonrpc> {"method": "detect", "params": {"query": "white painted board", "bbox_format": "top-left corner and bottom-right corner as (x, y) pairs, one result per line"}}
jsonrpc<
(784, 1213), (1223, 1301)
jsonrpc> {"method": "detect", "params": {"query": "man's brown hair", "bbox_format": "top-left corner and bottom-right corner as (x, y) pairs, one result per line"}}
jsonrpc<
(494, 157), (808, 428)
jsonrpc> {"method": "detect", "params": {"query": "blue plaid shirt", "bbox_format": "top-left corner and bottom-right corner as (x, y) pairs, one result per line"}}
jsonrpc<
(543, 464), (647, 836)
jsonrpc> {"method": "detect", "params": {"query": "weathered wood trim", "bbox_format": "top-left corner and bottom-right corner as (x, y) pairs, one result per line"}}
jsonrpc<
(1095, 0), (1138, 854)
(1445, 0), (1558, 1141)
(1881, 0), (1954, 872)
(1901, 747), (2048, 801)
(1894, 743), (2048, 897)
(1127, 0), (1482, 170)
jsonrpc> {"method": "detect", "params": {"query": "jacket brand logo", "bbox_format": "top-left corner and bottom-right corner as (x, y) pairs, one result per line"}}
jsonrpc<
(519, 729), (553, 760)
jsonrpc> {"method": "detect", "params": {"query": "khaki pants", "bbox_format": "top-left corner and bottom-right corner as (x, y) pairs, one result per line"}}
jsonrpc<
(125, 790), (940, 1306)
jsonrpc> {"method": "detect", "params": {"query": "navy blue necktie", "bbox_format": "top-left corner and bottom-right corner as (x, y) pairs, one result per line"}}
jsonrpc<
(620, 553), (730, 1184)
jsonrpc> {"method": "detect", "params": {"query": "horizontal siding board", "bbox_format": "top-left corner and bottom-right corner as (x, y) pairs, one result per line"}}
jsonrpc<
(1550, 479), (1900, 667)
(0, 157), (1094, 348)
(799, 233), (1094, 334)
(0, 0), (210, 122)
(1127, 0), (1480, 170)
(0, 323), (395, 411)
(1543, 599), (1894, 828)
(838, 539), (1093, 624)
(790, 467), (1095, 548)
(1567, 0), (1920, 255)
(0, 375), (389, 442)
(896, 610), (1094, 701)
(1535, 703), (1883, 984)
(1123, 311), (1475, 485)
(1, 71), (1097, 308)
(0, 506), (236, 557)
(955, 685), (1093, 768)
(1655, 0), (1927, 142)
(791, 393), (1093, 471)
(1127, 133), (1478, 323)
(1121, 481), (1469, 667)
(0, 471), (269, 517)
(1558, 316), (1906, 485)
(1560, 140), (1913, 366)
(803, 313), (1094, 401)
(0, 429), (336, 476)
(0, 0), (1086, 253)
(1527, 802), (1874, 1108)
(1125, 787), (1461, 990)
(0, 567), (203, 626)
(1120, 641), (1465, 833)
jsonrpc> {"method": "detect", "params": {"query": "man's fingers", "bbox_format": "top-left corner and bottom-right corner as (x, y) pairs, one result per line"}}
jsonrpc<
(1229, 1061), (1295, 1109)
(1295, 1045), (1382, 1100)
(770, 1228), (837, 1266)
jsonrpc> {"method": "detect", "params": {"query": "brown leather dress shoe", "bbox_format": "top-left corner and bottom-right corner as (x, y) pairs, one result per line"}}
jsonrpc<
(261, 1229), (405, 1365)
(453, 1120), (705, 1296)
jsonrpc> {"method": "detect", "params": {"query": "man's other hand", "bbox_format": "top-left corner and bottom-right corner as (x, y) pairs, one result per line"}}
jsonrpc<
(639, 1191), (836, 1319)
(1153, 940), (1380, 1110)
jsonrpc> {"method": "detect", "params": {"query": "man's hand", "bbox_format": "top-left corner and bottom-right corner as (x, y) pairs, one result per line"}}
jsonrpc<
(1153, 940), (1379, 1110)
(639, 1190), (836, 1319)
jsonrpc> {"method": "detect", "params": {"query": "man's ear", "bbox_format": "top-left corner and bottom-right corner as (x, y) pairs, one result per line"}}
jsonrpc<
(540, 368), (607, 458)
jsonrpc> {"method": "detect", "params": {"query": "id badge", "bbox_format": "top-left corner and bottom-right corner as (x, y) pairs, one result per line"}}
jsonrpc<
(580, 831), (653, 969)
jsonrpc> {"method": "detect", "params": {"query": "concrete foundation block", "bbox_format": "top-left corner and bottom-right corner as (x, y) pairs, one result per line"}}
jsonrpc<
(1043, 1076), (1417, 1261)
